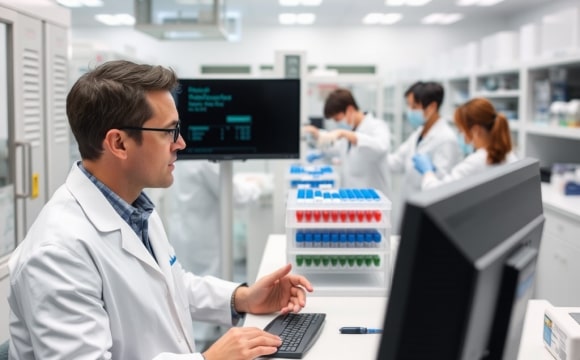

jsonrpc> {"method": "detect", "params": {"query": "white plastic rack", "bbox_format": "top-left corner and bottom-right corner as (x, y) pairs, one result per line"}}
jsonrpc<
(286, 164), (339, 189)
(285, 188), (391, 296)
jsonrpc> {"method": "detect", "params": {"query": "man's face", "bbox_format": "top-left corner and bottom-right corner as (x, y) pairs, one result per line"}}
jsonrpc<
(124, 90), (186, 189)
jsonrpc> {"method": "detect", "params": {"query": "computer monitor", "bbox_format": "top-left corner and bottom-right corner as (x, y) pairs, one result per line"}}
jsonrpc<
(175, 78), (300, 160)
(377, 158), (545, 360)
(309, 116), (325, 129)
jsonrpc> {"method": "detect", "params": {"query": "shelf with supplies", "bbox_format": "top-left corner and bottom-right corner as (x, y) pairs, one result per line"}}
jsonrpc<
(525, 124), (580, 140)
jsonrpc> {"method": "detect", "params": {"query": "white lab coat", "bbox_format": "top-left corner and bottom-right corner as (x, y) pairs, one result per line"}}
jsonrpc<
(8, 163), (238, 360)
(322, 113), (391, 197)
(421, 148), (519, 189)
(163, 161), (261, 279)
(387, 118), (462, 231)
(388, 118), (462, 194)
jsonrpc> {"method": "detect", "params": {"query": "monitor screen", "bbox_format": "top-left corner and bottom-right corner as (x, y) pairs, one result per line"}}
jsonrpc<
(377, 158), (545, 360)
(309, 116), (324, 129)
(175, 78), (300, 160)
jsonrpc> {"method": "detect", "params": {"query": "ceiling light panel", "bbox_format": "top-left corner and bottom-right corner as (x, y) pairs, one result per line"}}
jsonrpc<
(301, 0), (323, 6)
(421, 13), (443, 24)
(296, 13), (316, 24)
(456, 0), (479, 5)
(363, 13), (384, 25)
(81, 0), (103, 6)
(422, 12), (464, 25)
(477, 0), (505, 6)
(95, 13), (135, 26)
(279, 12), (316, 25)
(385, 0), (431, 6)
(406, 0), (432, 6)
(279, 0), (322, 6)
(381, 13), (402, 24)
(456, 0), (505, 5)
(363, 13), (402, 25)
(57, 0), (103, 7)
(440, 13), (463, 24)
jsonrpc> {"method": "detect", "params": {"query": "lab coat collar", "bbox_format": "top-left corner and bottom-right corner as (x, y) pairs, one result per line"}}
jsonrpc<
(65, 163), (162, 273)
(420, 117), (451, 145)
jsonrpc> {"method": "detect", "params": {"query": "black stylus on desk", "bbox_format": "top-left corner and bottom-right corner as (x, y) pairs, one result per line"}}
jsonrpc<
(339, 327), (383, 334)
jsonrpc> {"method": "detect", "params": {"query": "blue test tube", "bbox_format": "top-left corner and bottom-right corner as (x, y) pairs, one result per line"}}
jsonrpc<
(322, 232), (330, 248)
(365, 231), (373, 248)
(339, 232), (347, 248)
(347, 233), (356, 248)
(313, 232), (322, 248)
(356, 232), (365, 248)
(296, 231), (304, 247)
(330, 232), (339, 248)
(304, 232), (313, 247)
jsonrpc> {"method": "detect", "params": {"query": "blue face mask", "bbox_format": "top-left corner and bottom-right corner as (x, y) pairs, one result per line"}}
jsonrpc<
(336, 118), (353, 130)
(406, 109), (425, 128)
(458, 133), (474, 155)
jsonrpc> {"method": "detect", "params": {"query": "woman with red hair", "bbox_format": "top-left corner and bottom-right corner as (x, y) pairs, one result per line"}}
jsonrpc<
(413, 97), (518, 189)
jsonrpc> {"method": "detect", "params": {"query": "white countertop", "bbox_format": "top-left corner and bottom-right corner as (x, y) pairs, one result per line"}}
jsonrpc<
(542, 183), (580, 219)
(246, 234), (553, 359)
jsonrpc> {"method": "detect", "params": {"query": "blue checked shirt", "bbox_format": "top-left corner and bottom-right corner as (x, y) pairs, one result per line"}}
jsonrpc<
(79, 163), (157, 262)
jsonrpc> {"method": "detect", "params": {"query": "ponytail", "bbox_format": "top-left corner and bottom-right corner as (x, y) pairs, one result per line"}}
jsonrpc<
(487, 113), (512, 164)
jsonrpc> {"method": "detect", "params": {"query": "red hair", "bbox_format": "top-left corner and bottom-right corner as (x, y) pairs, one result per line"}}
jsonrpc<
(454, 97), (512, 164)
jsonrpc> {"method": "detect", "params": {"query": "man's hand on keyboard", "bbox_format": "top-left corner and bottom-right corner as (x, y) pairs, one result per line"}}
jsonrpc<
(234, 263), (314, 315)
(202, 327), (281, 360)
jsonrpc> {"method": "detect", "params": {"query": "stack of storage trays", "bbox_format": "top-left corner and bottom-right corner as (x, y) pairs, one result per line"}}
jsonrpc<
(286, 188), (391, 296)
(287, 164), (339, 189)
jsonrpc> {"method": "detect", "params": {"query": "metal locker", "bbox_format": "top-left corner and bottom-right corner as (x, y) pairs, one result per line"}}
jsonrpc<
(43, 22), (69, 196)
(12, 12), (46, 242)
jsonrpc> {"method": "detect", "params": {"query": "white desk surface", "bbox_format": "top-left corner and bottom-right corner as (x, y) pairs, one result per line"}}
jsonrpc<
(245, 234), (553, 360)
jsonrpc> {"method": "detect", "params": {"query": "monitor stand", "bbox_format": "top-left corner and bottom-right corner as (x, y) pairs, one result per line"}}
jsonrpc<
(219, 161), (233, 281)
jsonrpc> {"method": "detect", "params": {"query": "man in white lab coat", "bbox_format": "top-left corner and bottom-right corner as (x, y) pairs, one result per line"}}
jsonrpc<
(7, 60), (313, 360)
(387, 82), (462, 230)
(302, 88), (391, 197)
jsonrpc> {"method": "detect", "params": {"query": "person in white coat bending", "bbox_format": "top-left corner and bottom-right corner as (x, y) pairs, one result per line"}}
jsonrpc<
(413, 97), (518, 189)
(8, 60), (313, 360)
(302, 88), (391, 197)
(387, 81), (462, 231)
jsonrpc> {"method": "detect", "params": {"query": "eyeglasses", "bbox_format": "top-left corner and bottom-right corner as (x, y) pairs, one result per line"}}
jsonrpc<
(119, 121), (181, 143)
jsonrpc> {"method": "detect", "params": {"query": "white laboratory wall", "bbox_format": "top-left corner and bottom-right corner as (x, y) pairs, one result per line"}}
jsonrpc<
(71, 23), (506, 78)
(507, 0), (580, 28)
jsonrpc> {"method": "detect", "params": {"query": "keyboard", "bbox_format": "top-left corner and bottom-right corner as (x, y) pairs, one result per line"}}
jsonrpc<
(263, 312), (326, 359)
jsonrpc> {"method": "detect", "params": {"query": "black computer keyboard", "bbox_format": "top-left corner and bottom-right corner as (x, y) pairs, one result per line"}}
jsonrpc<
(263, 312), (326, 359)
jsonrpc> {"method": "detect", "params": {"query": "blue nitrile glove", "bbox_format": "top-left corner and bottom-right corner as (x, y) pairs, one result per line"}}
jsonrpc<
(413, 153), (436, 175)
(306, 152), (323, 163)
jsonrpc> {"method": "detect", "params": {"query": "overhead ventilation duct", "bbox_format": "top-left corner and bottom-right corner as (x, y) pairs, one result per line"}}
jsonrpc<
(134, 0), (241, 41)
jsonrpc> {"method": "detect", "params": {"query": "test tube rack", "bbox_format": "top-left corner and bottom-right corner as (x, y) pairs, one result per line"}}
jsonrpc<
(285, 188), (391, 296)
(286, 164), (339, 189)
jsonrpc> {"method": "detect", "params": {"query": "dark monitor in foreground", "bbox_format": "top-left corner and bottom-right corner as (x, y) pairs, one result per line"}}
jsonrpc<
(378, 158), (545, 360)
(175, 78), (300, 160)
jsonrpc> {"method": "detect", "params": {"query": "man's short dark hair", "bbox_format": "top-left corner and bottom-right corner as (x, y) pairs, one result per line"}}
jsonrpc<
(66, 60), (179, 160)
(414, 81), (444, 110)
(323, 88), (359, 118)
(404, 81), (424, 98)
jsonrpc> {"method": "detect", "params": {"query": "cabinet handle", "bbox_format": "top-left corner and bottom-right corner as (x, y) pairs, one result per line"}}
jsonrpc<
(14, 141), (32, 199)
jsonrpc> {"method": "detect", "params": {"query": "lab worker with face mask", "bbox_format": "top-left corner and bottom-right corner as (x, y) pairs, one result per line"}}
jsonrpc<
(413, 97), (518, 189)
(302, 88), (391, 197)
(387, 82), (462, 230)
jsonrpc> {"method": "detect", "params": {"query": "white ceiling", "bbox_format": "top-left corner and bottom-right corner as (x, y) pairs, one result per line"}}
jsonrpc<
(64, 0), (555, 28)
